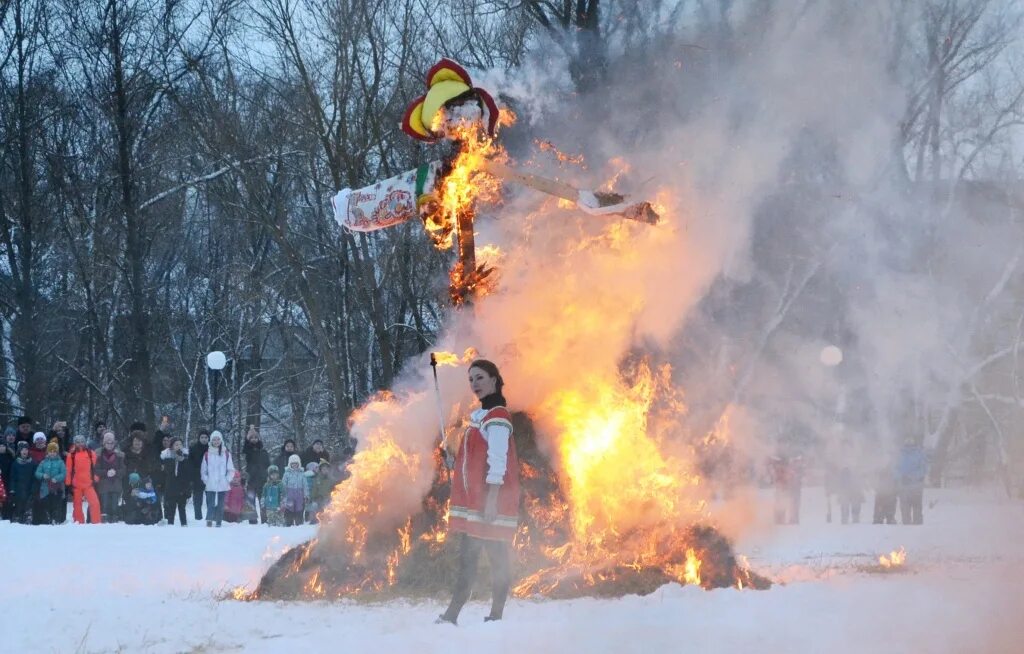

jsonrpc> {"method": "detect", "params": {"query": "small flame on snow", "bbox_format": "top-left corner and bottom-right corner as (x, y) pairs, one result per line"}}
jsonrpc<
(879, 547), (907, 568)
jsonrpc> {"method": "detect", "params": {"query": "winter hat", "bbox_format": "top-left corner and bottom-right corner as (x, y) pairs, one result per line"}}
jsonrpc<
(73, 434), (87, 446)
(18, 416), (32, 427)
(128, 472), (141, 487)
(210, 430), (224, 444)
(32, 431), (46, 443)
(46, 442), (59, 454)
(266, 464), (280, 476)
(288, 454), (301, 467)
(319, 458), (330, 469)
(305, 461), (319, 473)
(17, 441), (29, 453)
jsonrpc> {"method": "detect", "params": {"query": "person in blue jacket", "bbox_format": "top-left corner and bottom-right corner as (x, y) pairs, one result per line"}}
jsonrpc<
(8, 443), (38, 523)
(897, 439), (927, 525)
(34, 442), (68, 524)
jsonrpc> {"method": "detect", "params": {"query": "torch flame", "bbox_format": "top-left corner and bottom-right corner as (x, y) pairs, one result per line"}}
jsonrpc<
(433, 347), (479, 367)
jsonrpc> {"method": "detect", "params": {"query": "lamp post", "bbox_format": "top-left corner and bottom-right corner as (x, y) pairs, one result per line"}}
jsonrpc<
(207, 351), (226, 430)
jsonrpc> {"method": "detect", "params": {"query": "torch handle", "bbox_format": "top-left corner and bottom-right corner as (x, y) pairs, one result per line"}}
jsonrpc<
(430, 354), (454, 469)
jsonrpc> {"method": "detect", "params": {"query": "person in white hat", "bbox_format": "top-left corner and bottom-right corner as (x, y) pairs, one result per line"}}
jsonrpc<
(199, 431), (234, 527)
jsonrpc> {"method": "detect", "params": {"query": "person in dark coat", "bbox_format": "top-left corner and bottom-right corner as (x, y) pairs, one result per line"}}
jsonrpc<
(872, 461), (898, 524)
(0, 441), (14, 520)
(4, 426), (19, 453)
(160, 436), (191, 526)
(123, 432), (154, 501)
(301, 439), (332, 467)
(49, 421), (72, 454)
(242, 426), (271, 522)
(188, 430), (210, 520)
(274, 439), (298, 470)
(16, 415), (34, 447)
(8, 443), (38, 523)
(153, 415), (174, 463)
(95, 432), (126, 522)
(92, 421), (108, 451)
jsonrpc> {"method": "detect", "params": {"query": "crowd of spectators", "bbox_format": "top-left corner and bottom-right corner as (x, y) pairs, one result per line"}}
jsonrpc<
(0, 415), (355, 527)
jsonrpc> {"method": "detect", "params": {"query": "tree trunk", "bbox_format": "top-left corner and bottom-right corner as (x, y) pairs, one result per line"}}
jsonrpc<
(110, 0), (156, 429)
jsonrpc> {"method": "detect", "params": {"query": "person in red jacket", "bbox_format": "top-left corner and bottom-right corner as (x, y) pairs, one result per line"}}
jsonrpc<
(437, 359), (520, 625)
(66, 434), (102, 524)
(28, 432), (48, 464)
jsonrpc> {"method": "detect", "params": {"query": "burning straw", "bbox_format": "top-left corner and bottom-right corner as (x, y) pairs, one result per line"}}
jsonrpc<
(247, 58), (780, 602)
(249, 400), (770, 602)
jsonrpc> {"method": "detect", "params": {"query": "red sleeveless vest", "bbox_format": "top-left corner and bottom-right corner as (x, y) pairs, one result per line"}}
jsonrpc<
(449, 406), (520, 542)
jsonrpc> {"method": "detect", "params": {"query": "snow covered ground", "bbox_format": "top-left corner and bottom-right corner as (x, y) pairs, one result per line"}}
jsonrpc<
(6, 486), (1021, 653)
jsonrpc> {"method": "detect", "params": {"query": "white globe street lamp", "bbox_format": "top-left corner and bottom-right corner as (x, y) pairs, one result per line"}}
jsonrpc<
(207, 351), (227, 429)
(820, 345), (843, 367)
(207, 351), (227, 370)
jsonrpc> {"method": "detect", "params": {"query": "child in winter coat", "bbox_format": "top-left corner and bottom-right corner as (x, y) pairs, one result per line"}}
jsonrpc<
(281, 455), (309, 526)
(8, 443), (37, 523)
(261, 465), (284, 526)
(124, 474), (161, 525)
(308, 461), (334, 524)
(160, 437), (192, 526)
(0, 441), (12, 521)
(34, 442), (67, 524)
(303, 461), (319, 522)
(65, 434), (102, 524)
(224, 471), (245, 523)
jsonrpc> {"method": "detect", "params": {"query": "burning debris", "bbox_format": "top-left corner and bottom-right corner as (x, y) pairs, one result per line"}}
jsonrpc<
(248, 410), (770, 602)
(878, 547), (907, 569)
(856, 546), (910, 575)
(252, 59), (773, 607)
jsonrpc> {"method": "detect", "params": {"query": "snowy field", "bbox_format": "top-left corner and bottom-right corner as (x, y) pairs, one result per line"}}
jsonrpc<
(6, 486), (1022, 654)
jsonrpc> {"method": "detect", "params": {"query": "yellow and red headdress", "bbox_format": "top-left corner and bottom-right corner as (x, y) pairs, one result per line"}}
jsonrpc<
(401, 59), (499, 143)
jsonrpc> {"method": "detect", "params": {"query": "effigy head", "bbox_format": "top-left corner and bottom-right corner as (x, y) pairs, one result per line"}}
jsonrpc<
(401, 58), (499, 143)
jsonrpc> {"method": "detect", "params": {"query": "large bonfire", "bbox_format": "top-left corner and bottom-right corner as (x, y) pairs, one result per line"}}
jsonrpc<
(245, 101), (770, 602)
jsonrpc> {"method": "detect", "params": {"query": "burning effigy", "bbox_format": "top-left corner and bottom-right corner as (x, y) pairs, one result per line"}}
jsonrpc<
(249, 59), (770, 603)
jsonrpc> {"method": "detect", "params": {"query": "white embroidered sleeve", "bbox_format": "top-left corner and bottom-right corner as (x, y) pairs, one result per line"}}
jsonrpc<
(483, 423), (512, 485)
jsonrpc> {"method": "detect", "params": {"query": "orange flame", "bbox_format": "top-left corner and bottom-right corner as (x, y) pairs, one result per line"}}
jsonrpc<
(537, 139), (586, 166)
(433, 347), (479, 367)
(422, 110), (515, 250)
(879, 547), (907, 568)
(289, 119), (762, 598)
(683, 548), (702, 585)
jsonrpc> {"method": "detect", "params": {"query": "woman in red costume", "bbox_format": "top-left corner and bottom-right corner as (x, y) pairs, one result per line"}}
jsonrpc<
(437, 359), (520, 625)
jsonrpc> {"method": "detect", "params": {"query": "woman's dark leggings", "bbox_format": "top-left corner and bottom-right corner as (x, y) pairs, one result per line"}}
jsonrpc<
(165, 494), (188, 525)
(193, 487), (205, 520)
(441, 533), (511, 623)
